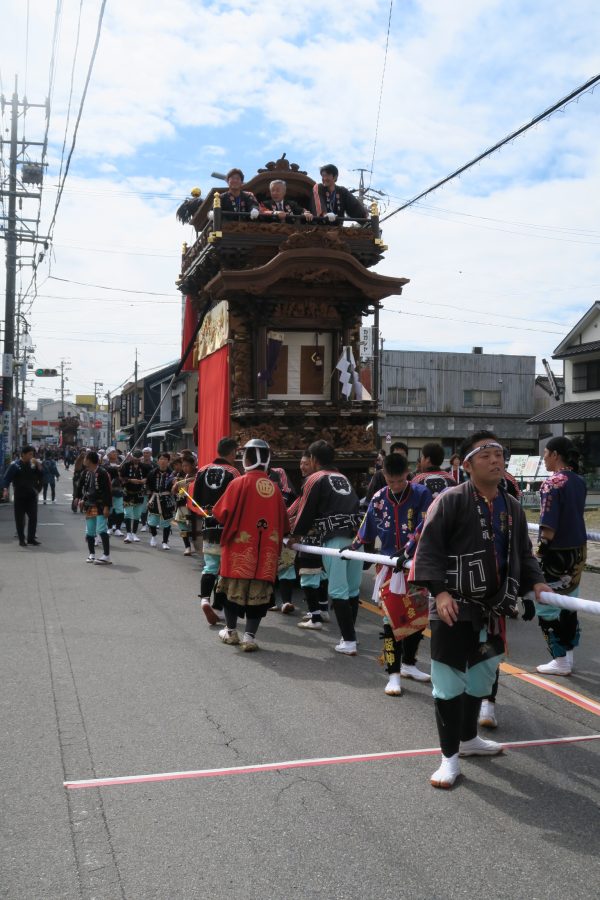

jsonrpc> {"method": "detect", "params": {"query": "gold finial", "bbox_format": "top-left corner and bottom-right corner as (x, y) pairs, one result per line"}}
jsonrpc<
(191, 187), (201, 197)
(213, 191), (221, 209)
(370, 200), (379, 216)
(182, 242), (188, 255)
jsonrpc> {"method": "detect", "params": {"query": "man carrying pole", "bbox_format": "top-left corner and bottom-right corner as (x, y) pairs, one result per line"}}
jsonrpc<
(411, 431), (551, 789)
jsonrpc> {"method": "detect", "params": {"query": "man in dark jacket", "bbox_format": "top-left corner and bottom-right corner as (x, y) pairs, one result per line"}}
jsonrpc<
(2, 445), (43, 546)
(41, 454), (60, 503)
(310, 164), (367, 222)
(411, 431), (550, 789)
(193, 436), (240, 624)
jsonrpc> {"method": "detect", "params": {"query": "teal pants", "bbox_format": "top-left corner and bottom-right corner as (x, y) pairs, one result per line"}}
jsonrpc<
(321, 536), (362, 600)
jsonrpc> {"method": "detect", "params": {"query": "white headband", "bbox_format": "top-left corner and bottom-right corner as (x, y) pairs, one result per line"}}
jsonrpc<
(463, 441), (503, 463)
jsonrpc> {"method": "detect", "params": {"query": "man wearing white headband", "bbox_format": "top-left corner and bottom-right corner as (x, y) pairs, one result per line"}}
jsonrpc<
(411, 430), (550, 788)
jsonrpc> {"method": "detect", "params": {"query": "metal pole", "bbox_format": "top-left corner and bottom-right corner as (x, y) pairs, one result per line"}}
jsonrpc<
(133, 349), (139, 447)
(2, 79), (19, 452)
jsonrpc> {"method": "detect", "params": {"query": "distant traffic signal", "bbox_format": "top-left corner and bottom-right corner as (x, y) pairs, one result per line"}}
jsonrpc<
(34, 368), (58, 377)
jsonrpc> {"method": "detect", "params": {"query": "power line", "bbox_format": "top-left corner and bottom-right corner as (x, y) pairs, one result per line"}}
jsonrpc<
(381, 72), (600, 223)
(45, 0), (107, 242)
(381, 307), (564, 335)
(368, 0), (393, 188)
(48, 275), (175, 296)
(396, 297), (566, 327)
(33, 293), (179, 305)
(57, 0), (84, 190)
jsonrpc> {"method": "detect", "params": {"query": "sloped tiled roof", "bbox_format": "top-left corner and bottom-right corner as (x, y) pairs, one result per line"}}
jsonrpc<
(553, 340), (600, 359)
(528, 400), (600, 424)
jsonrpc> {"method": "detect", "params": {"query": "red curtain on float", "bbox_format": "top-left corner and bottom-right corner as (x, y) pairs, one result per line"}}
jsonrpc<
(181, 296), (199, 372)
(197, 346), (230, 466)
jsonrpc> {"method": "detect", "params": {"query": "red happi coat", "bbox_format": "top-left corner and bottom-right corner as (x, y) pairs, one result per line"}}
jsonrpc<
(212, 470), (290, 582)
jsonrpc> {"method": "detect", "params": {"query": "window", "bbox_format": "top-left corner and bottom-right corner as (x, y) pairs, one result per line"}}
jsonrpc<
(463, 389), (501, 408)
(572, 361), (600, 393)
(171, 392), (181, 420)
(387, 387), (426, 406)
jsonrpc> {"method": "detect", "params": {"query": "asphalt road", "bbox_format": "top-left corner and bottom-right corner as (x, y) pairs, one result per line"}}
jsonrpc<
(1, 469), (599, 900)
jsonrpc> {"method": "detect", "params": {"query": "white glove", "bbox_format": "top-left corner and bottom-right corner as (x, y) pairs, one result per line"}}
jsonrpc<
(250, 207), (259, 220)
(207, 210), (214, 221)
(325, 212), (336, 223)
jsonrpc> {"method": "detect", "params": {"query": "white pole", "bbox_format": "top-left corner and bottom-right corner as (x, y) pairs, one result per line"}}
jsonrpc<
(284, 540), (600, 615)
(284, 538), (402, 568)
(534, 591), (600, 616)
(527, 523), (600, 543)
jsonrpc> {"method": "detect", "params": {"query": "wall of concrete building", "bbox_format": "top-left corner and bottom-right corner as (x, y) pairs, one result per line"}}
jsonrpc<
(380, 348), (537, 465)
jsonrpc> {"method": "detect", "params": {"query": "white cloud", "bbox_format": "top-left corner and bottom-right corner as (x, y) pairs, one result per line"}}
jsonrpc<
(2, 0), (599, 409)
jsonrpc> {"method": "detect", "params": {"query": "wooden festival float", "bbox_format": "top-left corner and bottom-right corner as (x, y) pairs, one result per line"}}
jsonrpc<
(177, 156), (408, 488)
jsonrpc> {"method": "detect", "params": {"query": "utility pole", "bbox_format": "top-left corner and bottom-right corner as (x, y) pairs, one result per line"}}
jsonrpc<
(105, 389), (112, 447)
(1, 76), (48, 466)
(133, 349), (139, 447)
(353, 168), (387, 449)
(93, 381), (104, 449)
(60, 360), (69, 417)
(1, 81), (19, 463)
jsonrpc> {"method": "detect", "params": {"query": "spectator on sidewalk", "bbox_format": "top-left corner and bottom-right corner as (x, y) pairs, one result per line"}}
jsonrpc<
(41, 454), (60, 504)
(2, 445), (43, 547)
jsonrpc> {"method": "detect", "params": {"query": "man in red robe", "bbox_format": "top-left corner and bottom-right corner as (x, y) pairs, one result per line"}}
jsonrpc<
(212, 439), (289, 651)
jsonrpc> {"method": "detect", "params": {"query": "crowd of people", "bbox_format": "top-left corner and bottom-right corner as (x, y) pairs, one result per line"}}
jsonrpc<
(204, 163), (368, 225)
(2, 431), (588, 788)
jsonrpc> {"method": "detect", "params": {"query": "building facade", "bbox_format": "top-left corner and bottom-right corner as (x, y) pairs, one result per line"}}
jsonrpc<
(380, 348), (537, 467)
(528, 301), (600, 471)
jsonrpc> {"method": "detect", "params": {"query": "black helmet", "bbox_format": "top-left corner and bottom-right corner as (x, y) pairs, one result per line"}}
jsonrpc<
(242, 438), (270, 471)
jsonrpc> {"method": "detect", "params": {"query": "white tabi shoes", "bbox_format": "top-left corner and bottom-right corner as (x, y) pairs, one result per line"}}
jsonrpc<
(536, 655), (572, 676)
(459, 736), (503, 757)
(430, 754), (460, 789)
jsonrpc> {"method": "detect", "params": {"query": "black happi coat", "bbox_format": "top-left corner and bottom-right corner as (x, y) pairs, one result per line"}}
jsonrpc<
(193, 458), (240, 542)
(310, 184), (367, 220)
(120, 461), (146, 503)
(411, 481), (543, 621)
(77, 466), (112, 511)
(291, 468), (360, 540)
(219, 190), (259, 219)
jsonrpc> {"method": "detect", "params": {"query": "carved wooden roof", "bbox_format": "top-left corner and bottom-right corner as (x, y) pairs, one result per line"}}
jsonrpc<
(204, 247), (408, 302)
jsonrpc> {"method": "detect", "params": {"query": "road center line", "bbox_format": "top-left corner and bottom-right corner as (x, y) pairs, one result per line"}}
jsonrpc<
(64, 733), (600, 790)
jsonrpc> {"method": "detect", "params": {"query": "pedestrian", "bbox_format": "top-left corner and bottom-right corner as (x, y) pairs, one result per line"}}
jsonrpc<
(289, 451), (330, 623)
(411, 442), (456, 497)
(77, 450), (113, 565)
(41, 454), (60, 503)
(103, 448), (125, 535)
(212, 439), (289, 651)
(146, 452), (176, 550)
(139, 447), (155, 531)
(365, 442), (410, 502)
(120, 450), (147, 542)
(172, 455), (197, 555)
(71, 449), (86, 512)
(2, 445), (43, 546)
(192, 436), (240, 625)
(290, 440), (362, 655)
(535, 436), (587, 676)
(411, 431), (550, 788)
(350, 452), (432, 694)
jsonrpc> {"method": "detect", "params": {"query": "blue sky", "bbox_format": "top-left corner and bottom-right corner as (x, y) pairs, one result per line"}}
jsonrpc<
(1, 0), (599, 404)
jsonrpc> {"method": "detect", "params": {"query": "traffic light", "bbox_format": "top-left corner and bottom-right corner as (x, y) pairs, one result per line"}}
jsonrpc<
(34, 368), (58, 377)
